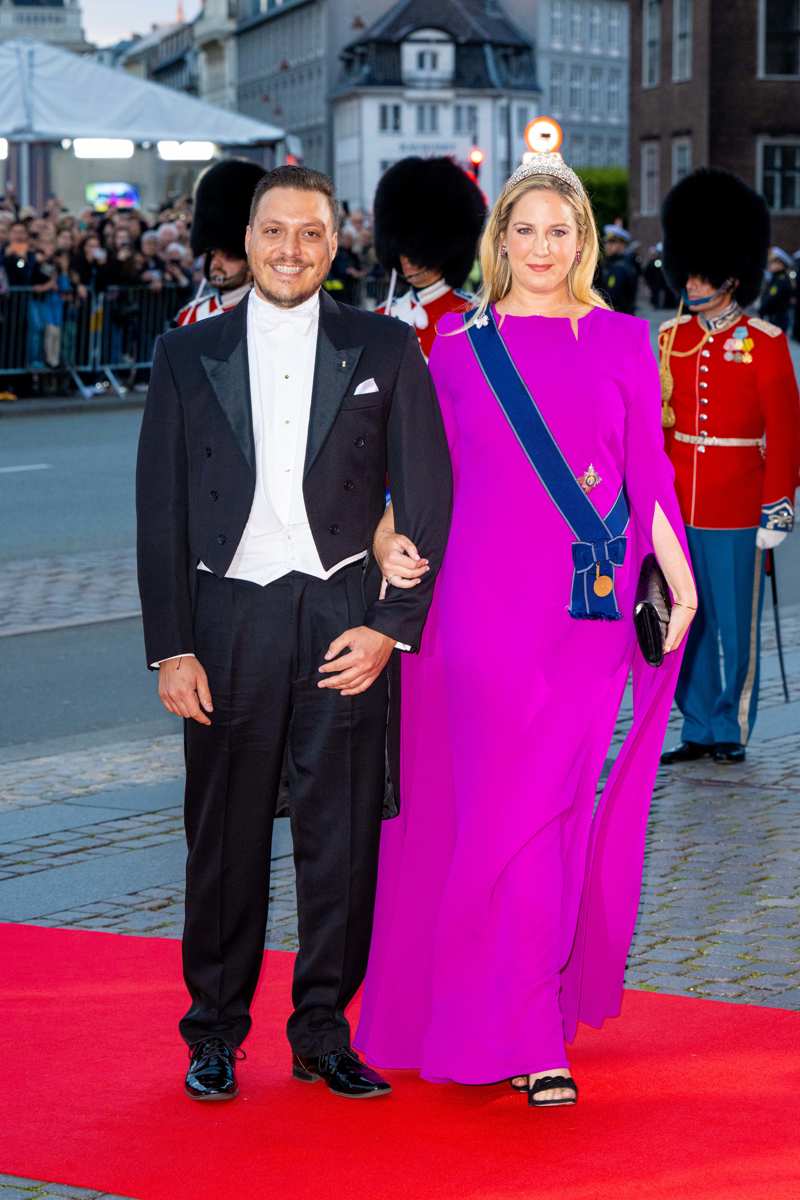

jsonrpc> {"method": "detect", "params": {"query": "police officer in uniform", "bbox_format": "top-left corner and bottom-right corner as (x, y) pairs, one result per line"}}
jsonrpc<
(175, 158), (264, 327)
(759, 247), (795, 333)
(659, 169), (800, 765)
(597, 224), (638, 314)
(374, 156), (486, 359)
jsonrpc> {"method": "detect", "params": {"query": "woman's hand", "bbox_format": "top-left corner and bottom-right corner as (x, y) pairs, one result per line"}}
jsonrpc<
(652, 502), (697, 654)
(374, 529), (429, 590)
(664, 599), (696, 654)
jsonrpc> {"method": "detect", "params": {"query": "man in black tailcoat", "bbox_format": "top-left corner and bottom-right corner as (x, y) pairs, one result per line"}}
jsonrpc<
(136, 166), (452, 1102)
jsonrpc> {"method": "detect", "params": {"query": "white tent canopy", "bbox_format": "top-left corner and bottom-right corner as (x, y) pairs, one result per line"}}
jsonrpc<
(0, 39), (284, 146)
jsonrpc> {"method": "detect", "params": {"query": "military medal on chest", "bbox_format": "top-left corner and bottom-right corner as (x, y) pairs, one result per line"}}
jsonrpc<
(577, 463), (602, 493)
(723, 325), (754, 364)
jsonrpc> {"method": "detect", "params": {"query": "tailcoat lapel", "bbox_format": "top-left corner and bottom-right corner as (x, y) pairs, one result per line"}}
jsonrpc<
(304, 290), (364, 477)
(200, 299), (255, 473)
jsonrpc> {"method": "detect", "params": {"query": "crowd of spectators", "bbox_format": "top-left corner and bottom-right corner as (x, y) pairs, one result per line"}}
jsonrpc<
(0, 188), (386, 396)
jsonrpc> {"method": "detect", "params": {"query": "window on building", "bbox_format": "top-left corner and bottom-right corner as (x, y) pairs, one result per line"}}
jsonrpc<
(569, 63), (584, 113)
(608, 136), (624, 164)
(762, 0), (800, 75)
(589, 4), (602, 50)
(608, 67), (622, 119)
(570, 1), (583, 47)
(571, 134), (587, 165)
(641, 141), (660, 214)
(609, 4), (623, 53)
(379, 103), (402, 133)
(516, 104), (530, 136)
(417, 49), (439, 71)
(550, 61), (564, 113)
(671, 136), (692, 182)
(761, 142), (800, 209)
(415, 103), (440, 134)
(673, 0), (693, 80)
(551, 0), (565, 46)
(589, 135), (604, 166)
(589, 66), (602, 117)
(454, 103), (479, 137)
(643, 0), (662, 87)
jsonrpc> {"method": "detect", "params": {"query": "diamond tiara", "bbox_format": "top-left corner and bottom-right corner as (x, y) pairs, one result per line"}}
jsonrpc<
(503, 152), (586, 201)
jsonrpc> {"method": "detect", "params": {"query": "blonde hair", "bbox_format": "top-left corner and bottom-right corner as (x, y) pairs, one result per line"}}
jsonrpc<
(461, 174), (609, 330)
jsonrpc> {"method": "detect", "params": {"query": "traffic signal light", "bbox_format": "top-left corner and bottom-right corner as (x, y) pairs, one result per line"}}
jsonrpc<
(469, 147), (484, 179)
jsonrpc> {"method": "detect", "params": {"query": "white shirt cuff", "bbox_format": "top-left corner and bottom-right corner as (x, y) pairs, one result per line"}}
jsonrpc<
(395, 641), (412, 652)
(151, 652), (196, 669)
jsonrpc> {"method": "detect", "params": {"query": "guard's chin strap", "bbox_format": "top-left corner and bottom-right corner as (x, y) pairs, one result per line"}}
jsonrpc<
(680, 278), (735, 308)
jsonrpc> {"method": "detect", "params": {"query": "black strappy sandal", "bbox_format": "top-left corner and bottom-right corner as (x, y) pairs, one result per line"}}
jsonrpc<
(528, 1074), (578, 1108)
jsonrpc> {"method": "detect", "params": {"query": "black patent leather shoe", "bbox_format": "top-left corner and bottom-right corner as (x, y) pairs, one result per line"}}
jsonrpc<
(660, 741), (712, 765)
(292, 1047), (391, 1098)
(713, 742), (746, 763)
(185, 1037), (242, 1101)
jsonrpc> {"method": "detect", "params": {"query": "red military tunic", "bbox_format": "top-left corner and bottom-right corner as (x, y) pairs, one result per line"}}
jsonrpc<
(174, 282), (250, 327)
(660, 312), (800, 530)
(377, 279), (471, 359)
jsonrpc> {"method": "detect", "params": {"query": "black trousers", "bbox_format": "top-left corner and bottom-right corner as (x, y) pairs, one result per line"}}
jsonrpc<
(179, 565), (388, 1055)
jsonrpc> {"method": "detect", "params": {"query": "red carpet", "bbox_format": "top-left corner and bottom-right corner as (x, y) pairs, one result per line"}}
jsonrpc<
(1, 923), (798, 1200)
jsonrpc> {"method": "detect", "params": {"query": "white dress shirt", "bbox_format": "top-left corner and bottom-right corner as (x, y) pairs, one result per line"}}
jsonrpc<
(199, 287), (366, 586)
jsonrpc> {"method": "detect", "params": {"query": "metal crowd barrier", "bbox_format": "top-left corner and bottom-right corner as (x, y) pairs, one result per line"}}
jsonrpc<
(0, 284), (189, 399)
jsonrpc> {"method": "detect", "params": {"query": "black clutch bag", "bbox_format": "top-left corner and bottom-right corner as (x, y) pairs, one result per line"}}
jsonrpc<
(634, 554), (672, 666)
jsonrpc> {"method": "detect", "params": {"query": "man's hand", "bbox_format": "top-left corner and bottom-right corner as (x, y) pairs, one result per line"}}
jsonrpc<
(318, 626), (395, 696)
(158, 656), (213, 725)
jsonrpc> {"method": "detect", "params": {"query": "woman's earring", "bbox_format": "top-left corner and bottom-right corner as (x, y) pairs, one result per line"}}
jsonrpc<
(575, 249), (582, 263)
(500, 245), (507, 256)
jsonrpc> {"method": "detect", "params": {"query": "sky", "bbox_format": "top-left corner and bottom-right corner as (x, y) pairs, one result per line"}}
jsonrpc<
(82, 0), (203, 48)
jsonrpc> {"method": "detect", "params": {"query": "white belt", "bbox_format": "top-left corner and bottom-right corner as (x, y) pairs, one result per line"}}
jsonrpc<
(674, 431), (764, 448)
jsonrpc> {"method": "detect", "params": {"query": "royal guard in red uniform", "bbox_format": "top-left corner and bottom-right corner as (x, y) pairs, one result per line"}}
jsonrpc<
(175, 158), (264, 327)
(374, 156), (486, 358)
(659, 169), (800, 765)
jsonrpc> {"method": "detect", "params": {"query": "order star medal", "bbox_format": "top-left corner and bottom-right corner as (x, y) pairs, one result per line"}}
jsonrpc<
(578, 463), (602, 493)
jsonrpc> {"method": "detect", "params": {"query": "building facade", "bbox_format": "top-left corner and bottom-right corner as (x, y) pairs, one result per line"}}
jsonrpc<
(235, 0), (395, 172)
(0, 0), (90, 52)
(332, 0), (540, 210)
(119, 21), (199, 95)
(194, 0), (238, 109)
(629, 0), (800, 251)
(503, 0), (629, 169)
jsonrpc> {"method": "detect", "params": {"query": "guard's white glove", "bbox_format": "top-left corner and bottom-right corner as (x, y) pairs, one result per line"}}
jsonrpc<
(756, 527), (787, 550)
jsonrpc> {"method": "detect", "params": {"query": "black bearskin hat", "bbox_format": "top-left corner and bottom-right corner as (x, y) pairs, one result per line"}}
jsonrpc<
(374, 157), (487, 287)
(190, 158), (266, 259)
(661, 168), (770, 308)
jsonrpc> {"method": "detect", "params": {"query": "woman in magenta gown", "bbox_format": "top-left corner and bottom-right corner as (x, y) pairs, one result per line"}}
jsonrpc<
(354, 155), (697, 1106)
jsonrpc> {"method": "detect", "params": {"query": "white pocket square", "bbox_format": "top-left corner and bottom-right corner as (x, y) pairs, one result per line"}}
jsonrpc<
(354, 378), (379, 395)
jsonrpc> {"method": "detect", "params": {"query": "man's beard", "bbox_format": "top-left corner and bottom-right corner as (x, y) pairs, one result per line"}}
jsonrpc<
(212, 264), (250, 293)
(254, 263), (324, 308)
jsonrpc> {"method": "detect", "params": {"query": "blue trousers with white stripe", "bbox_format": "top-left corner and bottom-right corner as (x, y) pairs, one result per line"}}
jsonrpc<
(676, 527), (766, 746)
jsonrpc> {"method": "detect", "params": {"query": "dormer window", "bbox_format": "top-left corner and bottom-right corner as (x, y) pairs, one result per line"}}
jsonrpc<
(401, 27), (455, 87)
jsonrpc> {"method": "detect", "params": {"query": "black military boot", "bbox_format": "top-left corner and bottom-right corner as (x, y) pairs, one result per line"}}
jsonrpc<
(660, 741), (712, 765)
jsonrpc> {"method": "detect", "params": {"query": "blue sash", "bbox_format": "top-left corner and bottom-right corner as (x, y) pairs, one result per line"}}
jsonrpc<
(465, 309), (629, 619)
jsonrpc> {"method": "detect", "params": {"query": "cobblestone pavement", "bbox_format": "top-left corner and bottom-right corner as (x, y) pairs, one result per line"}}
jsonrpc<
(0, 549), (140, 637)
(0, 1176), (133, 1200)
(0, 734), (182, 812)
